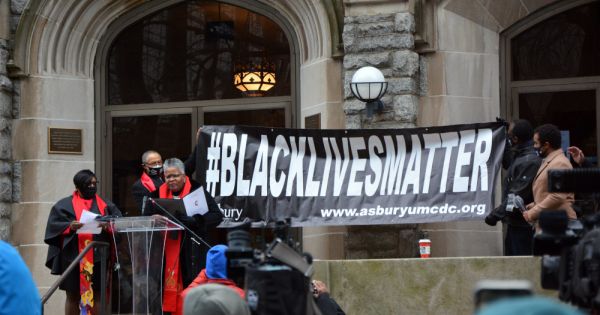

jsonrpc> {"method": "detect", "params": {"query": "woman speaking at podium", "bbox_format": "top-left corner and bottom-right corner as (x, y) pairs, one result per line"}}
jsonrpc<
(147, 157), (223, 314)
(44, 169), (122, 315)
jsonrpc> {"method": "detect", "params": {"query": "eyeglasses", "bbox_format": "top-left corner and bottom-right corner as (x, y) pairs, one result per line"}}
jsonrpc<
(165, 174), (183, 180)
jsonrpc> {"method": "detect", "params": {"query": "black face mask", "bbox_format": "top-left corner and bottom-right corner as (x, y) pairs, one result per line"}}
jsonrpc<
(147, 166), (163, 177)
(536, 145), (547, 158)
(80, 186), (97, 199)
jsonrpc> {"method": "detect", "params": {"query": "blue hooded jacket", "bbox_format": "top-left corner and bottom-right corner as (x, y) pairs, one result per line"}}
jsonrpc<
(0, 240), (41, 315)
(205, 244), (228, 279)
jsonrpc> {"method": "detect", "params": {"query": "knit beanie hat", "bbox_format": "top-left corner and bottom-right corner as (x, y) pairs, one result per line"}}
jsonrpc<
(206, 244), (228, 279)
(183, 283), (250, 315)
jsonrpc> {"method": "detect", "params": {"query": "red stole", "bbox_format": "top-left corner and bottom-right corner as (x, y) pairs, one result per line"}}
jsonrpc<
(140, 172), (158, 192)
(158, 177), (191, 313)
(71, 191), (106, 315)
(158, 176), (192, 199)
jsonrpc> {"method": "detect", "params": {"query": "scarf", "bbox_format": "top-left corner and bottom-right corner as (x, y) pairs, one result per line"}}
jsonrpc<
(71, 191), (106, 315)
(158, 176), (192, 313)
(140, 172), (161, 192)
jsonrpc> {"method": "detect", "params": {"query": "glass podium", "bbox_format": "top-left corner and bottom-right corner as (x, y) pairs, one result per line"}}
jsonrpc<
(109, 216), (183, 315)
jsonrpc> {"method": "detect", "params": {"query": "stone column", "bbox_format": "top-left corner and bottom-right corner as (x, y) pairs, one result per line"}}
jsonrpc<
(342, 12), (423, 258)
(0, 0), (14, 241)
(343, 12), (419, 129)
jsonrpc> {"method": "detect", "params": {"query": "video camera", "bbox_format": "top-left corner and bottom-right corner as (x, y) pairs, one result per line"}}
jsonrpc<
(534, 168), (600, 311)
(225, 219), (317, 315)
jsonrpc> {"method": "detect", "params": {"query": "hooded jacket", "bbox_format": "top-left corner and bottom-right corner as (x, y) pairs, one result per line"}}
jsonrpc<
(487, 142), (541, 227)
(177, 245), (245, 315)
(0, 241), (41, 315)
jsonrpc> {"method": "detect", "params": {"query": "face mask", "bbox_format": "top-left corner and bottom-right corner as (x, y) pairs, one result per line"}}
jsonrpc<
(148, 166), (163, 177)
(536, 147), (545, 157)
(80, 186), (97, 199)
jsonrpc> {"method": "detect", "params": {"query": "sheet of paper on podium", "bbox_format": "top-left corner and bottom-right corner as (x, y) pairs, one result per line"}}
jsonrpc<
(183, 187), (208, 216)
(77, 210), (101, 234)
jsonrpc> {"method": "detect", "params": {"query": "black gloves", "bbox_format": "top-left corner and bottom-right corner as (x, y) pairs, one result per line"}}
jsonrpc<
(484, 214), (498, 226)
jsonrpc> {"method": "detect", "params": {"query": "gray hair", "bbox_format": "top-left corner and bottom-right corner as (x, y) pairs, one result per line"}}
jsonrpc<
(141, 150), (160, 164)
(163, 158), (185, 174)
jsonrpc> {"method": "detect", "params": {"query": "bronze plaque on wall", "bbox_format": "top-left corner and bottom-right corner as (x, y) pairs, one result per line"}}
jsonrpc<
(48, 128), (83, 154)
(305, 113), (321, 129)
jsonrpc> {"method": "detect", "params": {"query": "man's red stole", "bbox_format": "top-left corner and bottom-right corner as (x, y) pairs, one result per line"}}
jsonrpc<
(71, 191), (107, 314)
(158, 177), (192, 313)
(140, 172), (157, 192)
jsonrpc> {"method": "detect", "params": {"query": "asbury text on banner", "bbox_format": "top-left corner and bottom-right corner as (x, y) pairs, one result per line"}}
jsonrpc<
(196, 122), (506, 227)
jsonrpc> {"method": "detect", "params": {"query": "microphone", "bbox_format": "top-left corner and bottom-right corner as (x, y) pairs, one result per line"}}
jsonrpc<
(147, 197), (212, 249)
(141, 195), (148, 215)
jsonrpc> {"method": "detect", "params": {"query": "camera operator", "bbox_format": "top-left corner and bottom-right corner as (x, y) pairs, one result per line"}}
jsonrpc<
(312, 280), (345, 315)
(178, 244), (245, 315)
(485, 119), (540, 255)
(523, 124), (577, 227)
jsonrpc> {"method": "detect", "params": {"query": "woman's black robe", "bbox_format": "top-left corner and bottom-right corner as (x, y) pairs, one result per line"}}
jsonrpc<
(44, 195), (122, 292)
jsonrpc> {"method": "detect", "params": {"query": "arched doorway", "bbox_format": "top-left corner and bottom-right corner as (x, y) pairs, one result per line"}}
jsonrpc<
(96, 0), (296, 215)
(501, 0), (600, 164)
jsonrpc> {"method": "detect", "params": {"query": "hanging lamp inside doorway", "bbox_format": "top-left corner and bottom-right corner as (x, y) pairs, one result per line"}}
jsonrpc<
(233, 61), (276, 97)
(232, 8), (276, 97)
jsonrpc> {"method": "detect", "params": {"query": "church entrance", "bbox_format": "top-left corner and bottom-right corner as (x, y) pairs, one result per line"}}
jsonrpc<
(97, 0), (294, 215)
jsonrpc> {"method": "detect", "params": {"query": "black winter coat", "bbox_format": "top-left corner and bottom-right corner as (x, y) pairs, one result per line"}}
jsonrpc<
(489, 143), (541, 227)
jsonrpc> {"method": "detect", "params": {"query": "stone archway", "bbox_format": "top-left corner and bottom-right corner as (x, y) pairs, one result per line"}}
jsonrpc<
(12, 0), (340, 77)
(9, 1), (343, 313)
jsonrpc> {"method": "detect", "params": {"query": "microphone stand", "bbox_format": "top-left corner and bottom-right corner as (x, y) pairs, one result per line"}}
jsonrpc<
(147, 197), (212, 249)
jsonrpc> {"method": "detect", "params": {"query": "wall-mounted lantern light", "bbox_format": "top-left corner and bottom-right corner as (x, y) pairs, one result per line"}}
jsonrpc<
(349, 66), (388, 117)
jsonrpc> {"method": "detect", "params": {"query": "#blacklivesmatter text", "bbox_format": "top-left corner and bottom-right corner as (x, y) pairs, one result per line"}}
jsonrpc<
(205, 129), (492, 198)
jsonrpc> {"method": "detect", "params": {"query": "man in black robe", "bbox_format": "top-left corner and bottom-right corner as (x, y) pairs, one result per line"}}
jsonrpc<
(131, 150), (165, 212)
(145, 157), (223, 314)
(132, 129), (200, 212)
(44, 169), (122, 315)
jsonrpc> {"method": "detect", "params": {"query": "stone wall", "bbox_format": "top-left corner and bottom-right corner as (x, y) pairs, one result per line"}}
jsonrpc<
(342, 12), (420, 129)
(342, 12), (423, 258)
(313, 256), (556, 315)
(0, 38), (12, 241)
(0, 0), (21, 241)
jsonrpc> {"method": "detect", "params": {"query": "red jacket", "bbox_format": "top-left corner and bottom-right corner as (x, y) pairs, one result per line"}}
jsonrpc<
(176, 269), (245, 315)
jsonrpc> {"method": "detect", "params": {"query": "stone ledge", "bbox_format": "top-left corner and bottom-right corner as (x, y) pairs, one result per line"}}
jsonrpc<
(314, 257), (554, 315)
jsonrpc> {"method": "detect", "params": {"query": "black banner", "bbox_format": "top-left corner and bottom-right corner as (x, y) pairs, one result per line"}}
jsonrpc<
(196, 122), (506, 227)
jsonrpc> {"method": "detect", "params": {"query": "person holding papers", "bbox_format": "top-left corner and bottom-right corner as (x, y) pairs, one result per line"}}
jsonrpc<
(44, 169), (122, 315)
(146, 158), (223, 315)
